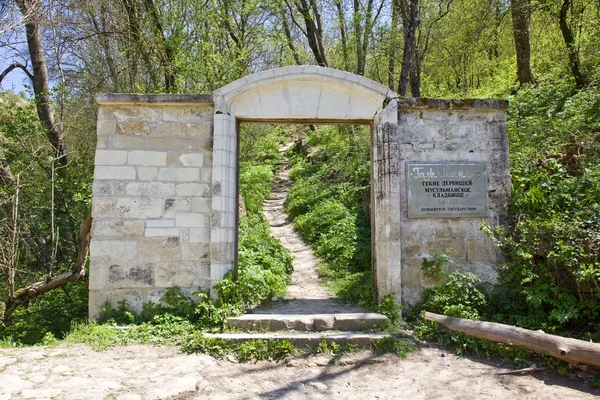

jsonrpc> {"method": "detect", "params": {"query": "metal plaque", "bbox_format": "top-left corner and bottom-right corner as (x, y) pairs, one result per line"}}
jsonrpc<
(406, 162), (488, 218)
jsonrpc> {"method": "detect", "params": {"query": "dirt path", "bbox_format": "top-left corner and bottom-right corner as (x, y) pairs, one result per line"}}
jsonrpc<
(1, 343), (597, 400)
(256, 156), (363, 314)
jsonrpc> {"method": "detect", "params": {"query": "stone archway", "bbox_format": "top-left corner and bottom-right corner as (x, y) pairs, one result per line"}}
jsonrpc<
(208, 66), (400, 301)
(89, 67), (509, 318)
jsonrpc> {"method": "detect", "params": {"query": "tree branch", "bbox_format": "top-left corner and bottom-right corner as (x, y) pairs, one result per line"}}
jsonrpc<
(0, 61), (34, 85)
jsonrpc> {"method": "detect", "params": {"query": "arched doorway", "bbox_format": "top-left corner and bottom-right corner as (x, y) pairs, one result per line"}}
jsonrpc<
(208, 66), (401, 301)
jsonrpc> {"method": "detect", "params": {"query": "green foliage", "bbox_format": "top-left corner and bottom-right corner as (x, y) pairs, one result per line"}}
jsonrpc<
(485, 83), (600, 336)
(182, 334), (299, 362)
(239, 165), (274, 213)
(236, 339), (299, 362)
(377, 294), (402, 326)
(421, 248), (455, 287)
(372, 336), (415, 358)
(421, 272), (488, 320)
(0, 281), (88, 345)
(285, 125), (373, 306)
(65, 316), (196, 351)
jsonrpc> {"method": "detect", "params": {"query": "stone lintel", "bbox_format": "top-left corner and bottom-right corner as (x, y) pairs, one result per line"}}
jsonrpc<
(397, 98), (509, 110)
(96, 93), (213, 105)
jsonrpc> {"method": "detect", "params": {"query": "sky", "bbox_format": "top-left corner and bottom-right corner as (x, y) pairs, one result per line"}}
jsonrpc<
(1, 28), (31, 95)
(1, 67), (30, 94)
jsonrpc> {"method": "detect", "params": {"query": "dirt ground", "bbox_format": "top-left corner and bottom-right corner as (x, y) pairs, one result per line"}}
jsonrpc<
(1, 343), (599, 400)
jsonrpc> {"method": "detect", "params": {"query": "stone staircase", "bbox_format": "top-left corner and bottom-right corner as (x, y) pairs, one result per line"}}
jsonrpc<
(207, 149), (391, 348)
(204, 312), (391, 347)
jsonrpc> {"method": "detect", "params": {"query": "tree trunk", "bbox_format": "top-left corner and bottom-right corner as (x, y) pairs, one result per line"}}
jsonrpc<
(333, 0), (349, 71)
(15, 0), (68, 164)
(281, 5), (303, 65)
(294, 0), (328, 67)
(387, 0), (400, 90)
(424, 311), (600, 368)
(143, 0), (177, 92)
(559, 0), (587, 89)
(398, 0), (420, 96)
(510, 0), (534, 86)
(410, 51), (421, 97)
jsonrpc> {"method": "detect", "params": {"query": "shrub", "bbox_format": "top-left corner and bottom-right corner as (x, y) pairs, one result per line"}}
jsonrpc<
(421, 272), (488, 320)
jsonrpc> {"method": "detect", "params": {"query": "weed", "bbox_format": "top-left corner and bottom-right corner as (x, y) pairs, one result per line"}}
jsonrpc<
(182, 334), (299, 362)
(421, 248), (454, 287)
(377, 294), (402, 326)
(372, 336), (415, 358)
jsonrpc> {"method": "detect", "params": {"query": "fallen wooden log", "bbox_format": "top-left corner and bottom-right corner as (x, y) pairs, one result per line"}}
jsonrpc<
(423, 311), (600, 368)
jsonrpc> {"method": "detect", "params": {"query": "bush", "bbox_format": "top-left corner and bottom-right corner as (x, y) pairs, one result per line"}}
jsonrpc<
(485, 83), (600, 336)
(421, 272), (488, 320)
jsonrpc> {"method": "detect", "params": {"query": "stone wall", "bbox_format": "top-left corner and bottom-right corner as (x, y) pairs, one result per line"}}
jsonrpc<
(88, 76), (510, 317)
(89, 95), (214, 317)
(395, 99), (510, 305)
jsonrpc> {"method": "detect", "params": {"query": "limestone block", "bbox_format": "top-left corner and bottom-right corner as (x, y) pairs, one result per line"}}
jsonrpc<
(94, 166), (136, 180)
(161, 106), (214, 123)
(107, 135), (145, 150)
(210, 243), (234, 263)
(116, 197), (163, 219)
(433, 224), (453, 238)
(90, 239), (139, 263)
(125, 182), (175, 197)
(191, 197), (210, 213)
(154, 261), (209, 287)
(91, 198), (116, 218)
(196, 278), (212, 291)
(89, 289), (143, 318)
(456, 261), (498, 285)
(137, 167), (158, 181)
(146, 288), (168, 305)
(163, 198), (192, 218)
(402, 243), (421, 259)
(88, 260), (108, 291)
(181, 242), (210, 260)
(448, 219), (478, 238)
(146, 218), (175, 228)
(117, 120), (149, 135)
(167, 152), (204, 167)
(139, 237), (180, 263)
(423, 238), (466, 260)
(97, 119), (117, 135)
(176, 183), (210, 197)
(96, 136), (108, 149)
(466, 238), (486, 261)
(95, 150), (128, 165)
(188, 228), (210, 243)
(143, 137), (207, 152)
(157, 167), (200, 182)
(202, 151), (213, 166)
(153, 122), (211, 139)
(176, 213), (209, 228)
(92, 180), (116, 196)
(200, 168), (212, 184)
(92, 219), (145, 238)
(144, 227), (180, 237)
(210, 211), (221, 228)
(108, 264), (155, 288)
(127, 151), (167, 166)
(314, 316), (335, 331)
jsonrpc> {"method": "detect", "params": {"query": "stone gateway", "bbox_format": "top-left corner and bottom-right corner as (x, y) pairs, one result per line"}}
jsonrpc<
(89, 66), (510, 318)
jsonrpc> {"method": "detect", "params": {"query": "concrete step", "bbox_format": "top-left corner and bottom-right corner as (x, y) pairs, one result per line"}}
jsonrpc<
(204, 331), (390, 347)
(227, 313), (389, 332)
